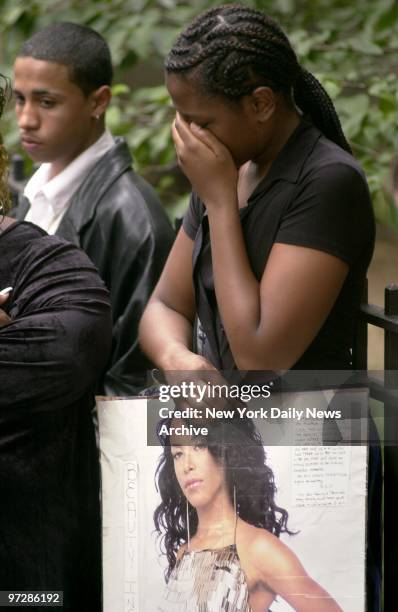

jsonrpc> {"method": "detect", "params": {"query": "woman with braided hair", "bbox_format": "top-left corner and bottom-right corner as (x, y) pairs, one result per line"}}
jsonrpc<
(139, 6), (375, 609)
(139, 3), (374, 382)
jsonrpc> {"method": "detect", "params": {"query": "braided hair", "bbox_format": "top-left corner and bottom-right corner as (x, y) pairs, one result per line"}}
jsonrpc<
(165, 4), (351, 153)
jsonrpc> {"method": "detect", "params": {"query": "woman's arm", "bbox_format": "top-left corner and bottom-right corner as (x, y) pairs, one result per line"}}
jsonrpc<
(0, 292), (11, 326)
(0, 239), (112, 410)
(139, 229), (235, 411)
(210, 233), (348, 371)
(138, 228), (215, 373)
(172, 116), (348, 371)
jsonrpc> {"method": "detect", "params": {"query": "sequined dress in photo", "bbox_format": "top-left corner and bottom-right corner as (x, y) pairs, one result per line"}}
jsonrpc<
(158, 544), (253, 611)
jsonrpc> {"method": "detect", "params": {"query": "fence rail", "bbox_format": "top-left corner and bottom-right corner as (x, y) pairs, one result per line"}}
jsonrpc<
(357, 282), (398, 612)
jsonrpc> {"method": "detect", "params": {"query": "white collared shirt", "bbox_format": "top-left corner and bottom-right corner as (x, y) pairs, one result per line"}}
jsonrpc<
(24, 130), (115, 234)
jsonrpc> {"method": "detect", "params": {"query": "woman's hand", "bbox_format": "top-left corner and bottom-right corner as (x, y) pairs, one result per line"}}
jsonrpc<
(161, 345), (245, 417)
(172, 113), (239, 211)
(0, 289), (11, 327)
(162, 346), (230, 412)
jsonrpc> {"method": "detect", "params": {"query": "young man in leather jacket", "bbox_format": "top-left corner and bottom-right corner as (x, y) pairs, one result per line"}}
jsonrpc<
(12, 22), (174, 396)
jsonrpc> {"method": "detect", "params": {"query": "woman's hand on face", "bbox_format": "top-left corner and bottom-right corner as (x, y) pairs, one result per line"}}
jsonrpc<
(172, 113), (239, 210)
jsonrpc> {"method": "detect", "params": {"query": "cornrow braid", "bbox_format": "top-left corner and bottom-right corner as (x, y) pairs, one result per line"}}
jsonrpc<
(165, 3), (351, 153)
(294, 68), (351, 153)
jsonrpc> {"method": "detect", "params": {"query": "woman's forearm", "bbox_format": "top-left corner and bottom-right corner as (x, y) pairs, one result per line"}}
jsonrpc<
(138, 227), (202, 372)
(139, 298), (194, 370)
(207, 203), (265, 369)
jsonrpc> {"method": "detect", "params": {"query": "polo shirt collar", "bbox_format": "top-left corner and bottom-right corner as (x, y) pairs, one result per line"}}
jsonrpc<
(248, 116), (321, 201)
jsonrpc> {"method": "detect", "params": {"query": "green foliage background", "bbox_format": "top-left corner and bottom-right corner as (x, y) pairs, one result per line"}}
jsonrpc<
(1, 0), (398, 227)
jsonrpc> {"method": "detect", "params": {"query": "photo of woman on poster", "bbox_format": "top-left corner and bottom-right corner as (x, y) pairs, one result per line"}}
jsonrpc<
(154, 416), (342, 611)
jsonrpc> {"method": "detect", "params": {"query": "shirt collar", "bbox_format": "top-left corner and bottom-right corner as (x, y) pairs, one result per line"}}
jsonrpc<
(248, 117), (322, 202)
(24, 130), (115, 214)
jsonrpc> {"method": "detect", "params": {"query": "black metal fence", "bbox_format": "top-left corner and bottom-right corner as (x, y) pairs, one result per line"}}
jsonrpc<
(355, 282), (398, 611)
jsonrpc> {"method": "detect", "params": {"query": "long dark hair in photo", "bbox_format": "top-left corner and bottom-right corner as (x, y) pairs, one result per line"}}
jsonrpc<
(154, 417), (291, 580)
(165, 3), (351, 154)
(0, 74), (11, 217)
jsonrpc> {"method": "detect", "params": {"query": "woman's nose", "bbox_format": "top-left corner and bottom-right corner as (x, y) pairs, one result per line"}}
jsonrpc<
(183, 450), (195, 473)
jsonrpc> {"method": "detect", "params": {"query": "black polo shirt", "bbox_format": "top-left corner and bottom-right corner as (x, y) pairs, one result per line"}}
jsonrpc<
(183, 117), (375, 370)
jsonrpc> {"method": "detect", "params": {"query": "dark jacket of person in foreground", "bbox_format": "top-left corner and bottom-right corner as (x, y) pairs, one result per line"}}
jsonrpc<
(15, 139), (175, 396)
(0, 220), (112, 611)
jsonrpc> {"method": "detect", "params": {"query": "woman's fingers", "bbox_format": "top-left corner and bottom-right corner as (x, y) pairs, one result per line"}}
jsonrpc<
(173, 113), (193, 150)
(173, 113), (214, 157)
(0, 310), (11, 327)
(171, 112), (238, 205)
(164, 363), (244, 413)
(0, 289), (12, 327)
(171, 119), (184, 160)
(189, 123), (221, 155)
(0, 287), (12, 302)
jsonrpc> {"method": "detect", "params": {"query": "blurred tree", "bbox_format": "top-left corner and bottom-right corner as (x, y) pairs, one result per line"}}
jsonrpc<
(1, 0), (397, 227)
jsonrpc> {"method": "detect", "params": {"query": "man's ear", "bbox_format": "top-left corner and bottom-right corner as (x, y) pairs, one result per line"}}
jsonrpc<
(250, 86), (276, 122)
(90, 85), (112, 120)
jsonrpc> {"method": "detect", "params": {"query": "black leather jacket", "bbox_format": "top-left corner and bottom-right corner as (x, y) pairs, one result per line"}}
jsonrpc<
(15, 138), (174, 396)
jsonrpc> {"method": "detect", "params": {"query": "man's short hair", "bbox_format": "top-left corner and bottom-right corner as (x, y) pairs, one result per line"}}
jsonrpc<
(18, 22), (113, 95)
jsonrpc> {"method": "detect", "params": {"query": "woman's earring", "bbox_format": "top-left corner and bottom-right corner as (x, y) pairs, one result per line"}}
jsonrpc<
(186, 498), (191, 549)
(232, 483), (239, 544)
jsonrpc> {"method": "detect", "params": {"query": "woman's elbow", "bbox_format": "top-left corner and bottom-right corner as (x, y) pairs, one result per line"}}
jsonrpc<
(232, 341), (299, 372)
(138, 296), (160, 343)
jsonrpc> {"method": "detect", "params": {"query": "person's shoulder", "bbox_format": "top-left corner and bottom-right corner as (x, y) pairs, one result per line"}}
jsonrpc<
(94, 157), (174, 240)
(94, 140), (161, 210)
(2, 220), (47, 240)
(291, 139), (373, 219)
(305, 136), (367, 186)
(238, 521), (302, 578)
(18, 224), (90, 259)
(75, 137), (157, 214)
(14, 226), (104, 286)
(238, 521), (279, 556)
(0, 221), (74, 263)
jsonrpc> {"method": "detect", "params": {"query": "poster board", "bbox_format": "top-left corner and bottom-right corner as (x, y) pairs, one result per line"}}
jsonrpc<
(97, 391), (368, 611)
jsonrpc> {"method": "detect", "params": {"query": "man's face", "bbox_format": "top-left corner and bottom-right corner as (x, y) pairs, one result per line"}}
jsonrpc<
(13, 57), (96, 173)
